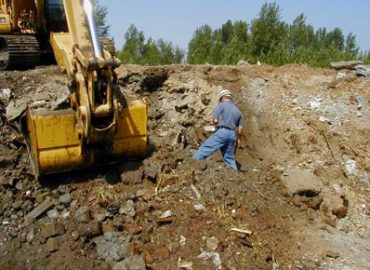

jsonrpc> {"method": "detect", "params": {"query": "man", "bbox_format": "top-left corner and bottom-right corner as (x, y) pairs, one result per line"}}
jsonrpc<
(193, 89), (242, 170)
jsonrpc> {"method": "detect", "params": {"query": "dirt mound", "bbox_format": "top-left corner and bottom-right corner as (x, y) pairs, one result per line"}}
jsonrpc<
(0, 64), (369, 270)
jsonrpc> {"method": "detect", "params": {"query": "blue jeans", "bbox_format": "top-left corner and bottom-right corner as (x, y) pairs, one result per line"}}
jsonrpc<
(193, 128), (237, 170)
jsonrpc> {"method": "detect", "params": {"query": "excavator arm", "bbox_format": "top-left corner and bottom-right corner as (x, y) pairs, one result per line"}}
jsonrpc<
(25, 0), (148, 176)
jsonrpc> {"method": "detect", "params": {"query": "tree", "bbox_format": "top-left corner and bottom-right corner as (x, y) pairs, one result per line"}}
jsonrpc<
(344, 32), (359, 59)
(324, 28), (345, 51)
(142, 38), (160, 65)
(118, 25), (185, 65)
(221, 21), (250, 64)
(119, 24), (145, 64)
(188, 24), (213, 64)
(92, 0), (111, 37)
(364, 51), (370, 64)
(250, 2), (287, 60)
(288, 14), (314, 54)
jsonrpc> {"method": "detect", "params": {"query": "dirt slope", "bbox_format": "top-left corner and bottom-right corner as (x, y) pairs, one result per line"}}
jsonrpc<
(0, 64), (369, 270)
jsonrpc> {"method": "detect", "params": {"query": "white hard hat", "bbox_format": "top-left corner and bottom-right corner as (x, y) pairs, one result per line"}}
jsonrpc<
(218, 89), (232, 100)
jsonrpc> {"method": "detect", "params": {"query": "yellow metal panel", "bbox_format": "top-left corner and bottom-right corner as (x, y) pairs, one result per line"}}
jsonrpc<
(0, 14), (11, 33)
(112, 100), (147, 157)
(115, 100), (148, 139)
(0, 23), (10, 33)
(50, 32), (74, 74)
(112, 137), (147, 157)
(30, 109), (79, 149)
(38, 146), (84, 173)
(62, 0), (94, 58)
(27, 109), (85, 175)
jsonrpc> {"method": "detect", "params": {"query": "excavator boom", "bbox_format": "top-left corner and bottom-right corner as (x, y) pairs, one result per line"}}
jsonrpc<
(23, 0), (148, 176)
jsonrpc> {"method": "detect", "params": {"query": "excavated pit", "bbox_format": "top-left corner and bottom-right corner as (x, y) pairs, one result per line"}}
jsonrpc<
(0, 64), (369, 270)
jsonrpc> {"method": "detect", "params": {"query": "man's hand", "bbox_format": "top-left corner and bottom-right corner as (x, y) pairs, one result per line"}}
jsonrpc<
(209, 118), (218, 125)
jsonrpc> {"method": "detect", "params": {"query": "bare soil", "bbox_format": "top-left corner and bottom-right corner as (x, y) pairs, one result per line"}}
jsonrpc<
(0, 64), (369, 270)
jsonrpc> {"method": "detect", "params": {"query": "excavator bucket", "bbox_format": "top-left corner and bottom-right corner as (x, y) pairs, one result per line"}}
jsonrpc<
(26, 100), (148, 176)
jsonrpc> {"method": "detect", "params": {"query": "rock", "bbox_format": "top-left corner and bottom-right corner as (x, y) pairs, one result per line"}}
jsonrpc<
(26, 229), (35, 243)
(125, 224), (142, 235)
(280, 168), (323, 196)
(94, 232), (131, 263)
(113, 255), (146, 270)
(46, 238), (59, 253)
(330, 60), (363, 70)
(24, 199), (54, 224)
(198, 251), (222, 270)
(344, 159), (356, 177)
(0, 88), (12, 106)
(159, 210), (172, 219)
(121, 168), (144, 185)
(47, 209), (60, 219)
(95, 212), (107, 223)
(5, 102), (27, 122)
(71, 231), (80, 241)
(237, 60), (249, 66)
(43, 222), (66, 239)
(175, 100), (189, 113)
(143, 159), (163, 180)
(206, 236), (219, 251)
(59, 193), (72, 205)
(143, 250), (154, 266)
(119, 200), (136, 217)
(0, 176), (5, 186)
(194, 203), (205, 213)
(178, 258), (193, 269)
(153, 247), (170, 262)
(78, 221), (102, 238)
(75, 206), (91, 223)
(325, 250), (340, 258)
(179, 235), (186, 246)
(356, 65), (370, 77)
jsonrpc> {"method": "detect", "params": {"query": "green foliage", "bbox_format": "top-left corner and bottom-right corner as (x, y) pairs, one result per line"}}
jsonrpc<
(187, 1), (363, 67)
(188, 21), (250, 64)
(363, 51), (370, 64)
(92, 0), (110, 37)
(188, 24), (214, 64)
(250, 2), (286, 59)
(118, 25), (185, 65)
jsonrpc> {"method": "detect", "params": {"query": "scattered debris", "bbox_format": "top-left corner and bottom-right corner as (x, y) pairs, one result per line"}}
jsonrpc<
(198, 251), (222, 270)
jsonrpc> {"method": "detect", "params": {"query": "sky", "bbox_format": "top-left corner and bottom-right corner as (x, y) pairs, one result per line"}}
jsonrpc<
(99, 0), (370, 52)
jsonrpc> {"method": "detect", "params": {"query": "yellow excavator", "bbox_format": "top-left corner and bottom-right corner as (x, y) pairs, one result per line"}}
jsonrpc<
(1, 0), (148, 177)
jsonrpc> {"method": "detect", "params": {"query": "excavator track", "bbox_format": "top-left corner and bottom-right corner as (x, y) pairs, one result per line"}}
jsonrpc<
(0, 35), (41, 70)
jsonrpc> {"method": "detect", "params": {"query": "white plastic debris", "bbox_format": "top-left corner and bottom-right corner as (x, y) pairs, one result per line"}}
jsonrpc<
(308, 97), (322, 110)
(198, 251), (222, 270)
(194, 203), (205, 212)
(159, 210), (172, 219)
(191, 184), (201, 200)
(204, 125), (216, 132)
(179, 235), (187, 246)
(178, 258), (193, 269)
(345, 159), (356, 177)
(336, 71), (346, 79)
(0, 88), (12, 105)
(319, 116), (330, 123)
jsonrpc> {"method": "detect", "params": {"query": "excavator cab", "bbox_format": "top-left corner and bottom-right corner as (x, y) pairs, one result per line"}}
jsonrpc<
(44, 0), (67, 32)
